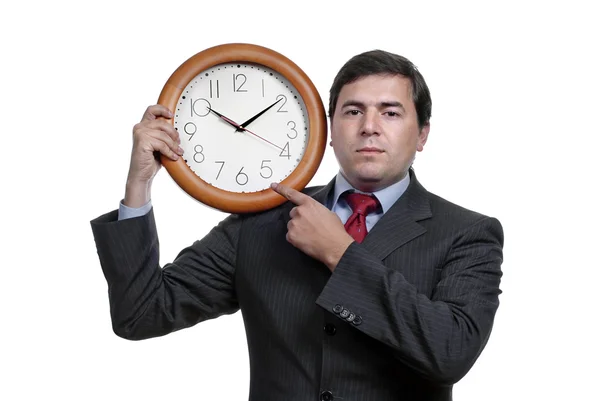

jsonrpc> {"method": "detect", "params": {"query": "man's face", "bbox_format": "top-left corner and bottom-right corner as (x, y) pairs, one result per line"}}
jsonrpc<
(330, 74), (429, 192)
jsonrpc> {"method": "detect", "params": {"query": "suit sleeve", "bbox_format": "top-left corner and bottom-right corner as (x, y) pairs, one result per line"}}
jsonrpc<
(90, 208), (241, 340)
(315, 216), (503, 385)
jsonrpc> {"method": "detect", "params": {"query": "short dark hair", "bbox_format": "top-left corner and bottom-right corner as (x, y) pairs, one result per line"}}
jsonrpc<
(328, 50), (432, 128)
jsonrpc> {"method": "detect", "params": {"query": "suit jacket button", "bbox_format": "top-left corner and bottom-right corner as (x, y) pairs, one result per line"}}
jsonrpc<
(323, 323), (336, 336)
(320, 390), (333, 401)
(340, 308), (350, 318)
(352, 315), (362, 326)
(333, 304), (343, 314)
(346, 312), (355, 322)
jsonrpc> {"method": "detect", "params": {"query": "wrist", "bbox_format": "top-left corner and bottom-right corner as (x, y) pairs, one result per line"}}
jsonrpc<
(124, 178), (152, 208)
(324, 236), (354, 272)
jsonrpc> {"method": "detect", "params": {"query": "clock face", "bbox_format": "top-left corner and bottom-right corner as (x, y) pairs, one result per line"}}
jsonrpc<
(173, 62), (310, 193)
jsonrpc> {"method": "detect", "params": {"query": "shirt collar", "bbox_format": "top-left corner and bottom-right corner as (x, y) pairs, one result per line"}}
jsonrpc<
(329, 170), (411, 213)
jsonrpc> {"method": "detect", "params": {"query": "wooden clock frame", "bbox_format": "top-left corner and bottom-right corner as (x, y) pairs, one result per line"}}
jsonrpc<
(157, 43), (327, 214)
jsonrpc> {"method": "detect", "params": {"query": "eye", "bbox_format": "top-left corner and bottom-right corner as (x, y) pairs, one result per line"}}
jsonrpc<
(384, 111), (400, 117)
(344, 109), (361, 116)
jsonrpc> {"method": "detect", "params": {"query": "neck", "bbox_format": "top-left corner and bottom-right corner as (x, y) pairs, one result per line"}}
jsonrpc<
(342, 171), (409, 193)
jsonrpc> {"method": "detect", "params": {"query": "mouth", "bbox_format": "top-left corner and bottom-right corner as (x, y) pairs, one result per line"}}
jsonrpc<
(357, 147), (384, 154)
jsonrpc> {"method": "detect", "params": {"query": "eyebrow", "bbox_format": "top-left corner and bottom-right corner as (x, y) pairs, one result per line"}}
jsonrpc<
(341, 100), (406, 112)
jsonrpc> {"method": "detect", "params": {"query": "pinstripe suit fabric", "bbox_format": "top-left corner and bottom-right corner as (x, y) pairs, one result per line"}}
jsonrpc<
(90, 169), (503, 401)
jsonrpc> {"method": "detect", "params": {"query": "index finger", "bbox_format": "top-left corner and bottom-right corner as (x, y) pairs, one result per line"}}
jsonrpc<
(270, 183), (312, 205)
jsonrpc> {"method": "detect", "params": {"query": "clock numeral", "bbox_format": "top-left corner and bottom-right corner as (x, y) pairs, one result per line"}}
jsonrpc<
(287, 121), (298, 139)
(191, 98), (211, 117)
(279, 142), (291, 160)
(236, 167), (249, 186)
(262, 79), (265, 97)
(276, 95), (288, 112)
(215, 161), (225, 180)
(233, 74), (248, 92)
(193, 145), (205, 163)
(260, 160), (273, 179)
(184, 122), (197, 140)
(210, 80), (220, 98)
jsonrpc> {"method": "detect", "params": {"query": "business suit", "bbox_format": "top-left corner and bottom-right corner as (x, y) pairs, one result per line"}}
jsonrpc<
(90, 168), (503, 401)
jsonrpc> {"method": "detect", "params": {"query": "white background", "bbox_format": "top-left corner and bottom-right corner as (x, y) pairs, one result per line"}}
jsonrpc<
(1, 0), (598, 399)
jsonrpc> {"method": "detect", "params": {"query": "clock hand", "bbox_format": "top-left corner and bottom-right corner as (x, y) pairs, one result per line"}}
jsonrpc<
(241, 127), (285, 151)
(206, 106), (283, 151)
(206, 107), (243, 130)
(236, 97), (283, 131)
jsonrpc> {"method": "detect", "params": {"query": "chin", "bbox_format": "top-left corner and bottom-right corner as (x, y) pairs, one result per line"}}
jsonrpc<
(341, 163), (385, 186)
(355, 165), (383, 181)
(348, 174), (384, 192)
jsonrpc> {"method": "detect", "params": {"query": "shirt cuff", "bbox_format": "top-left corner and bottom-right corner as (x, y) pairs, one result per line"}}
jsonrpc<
(118, 199), (152, 220)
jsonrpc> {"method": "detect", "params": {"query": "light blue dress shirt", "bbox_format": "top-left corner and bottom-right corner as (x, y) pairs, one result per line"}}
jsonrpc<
(118, 171), (410, 229)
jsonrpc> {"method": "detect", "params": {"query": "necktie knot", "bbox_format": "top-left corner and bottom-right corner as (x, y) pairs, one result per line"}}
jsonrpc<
(342, 192), (380, 243)
(344, 192), (379, 216)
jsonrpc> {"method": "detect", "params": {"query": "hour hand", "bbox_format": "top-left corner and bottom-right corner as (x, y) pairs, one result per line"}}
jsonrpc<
(207, 107), (242, 130)
(237, 97), (283, 131)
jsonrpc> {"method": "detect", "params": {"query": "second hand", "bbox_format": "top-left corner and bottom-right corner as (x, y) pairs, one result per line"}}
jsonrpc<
(241, 127), (284, 151)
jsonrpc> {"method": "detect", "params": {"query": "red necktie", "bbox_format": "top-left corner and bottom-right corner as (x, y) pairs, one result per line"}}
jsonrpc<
(343, 192), (379, 243)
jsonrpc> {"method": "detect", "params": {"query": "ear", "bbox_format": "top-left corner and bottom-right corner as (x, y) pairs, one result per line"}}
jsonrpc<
(417, 123), (430, 152)
(329, 116), (336, 147)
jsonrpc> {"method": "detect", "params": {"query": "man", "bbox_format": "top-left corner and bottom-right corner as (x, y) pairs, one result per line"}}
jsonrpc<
(90, 49), (503, 401)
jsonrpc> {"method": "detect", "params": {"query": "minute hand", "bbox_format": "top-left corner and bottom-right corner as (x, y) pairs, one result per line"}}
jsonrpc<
(237, 97), (283, 131)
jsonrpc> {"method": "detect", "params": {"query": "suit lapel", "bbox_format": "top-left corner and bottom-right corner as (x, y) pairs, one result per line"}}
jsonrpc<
(311, 178), (336, 206)
(362, 169), (432, 260)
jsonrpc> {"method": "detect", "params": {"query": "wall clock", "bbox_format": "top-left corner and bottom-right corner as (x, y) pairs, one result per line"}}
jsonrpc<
(156, 43), (327, 213)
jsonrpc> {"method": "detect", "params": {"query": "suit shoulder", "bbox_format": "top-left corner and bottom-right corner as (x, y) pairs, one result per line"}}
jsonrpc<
(425, 189), (502, 230)
(302, 184), (327, 197)
(423, 191), (504, 248)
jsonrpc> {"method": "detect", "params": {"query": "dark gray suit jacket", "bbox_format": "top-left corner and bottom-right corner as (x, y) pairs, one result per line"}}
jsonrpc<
(90, 169), (503, 401)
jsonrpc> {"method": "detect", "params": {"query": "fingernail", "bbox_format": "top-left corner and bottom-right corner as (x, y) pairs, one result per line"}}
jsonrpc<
(177, 147), (184, 155)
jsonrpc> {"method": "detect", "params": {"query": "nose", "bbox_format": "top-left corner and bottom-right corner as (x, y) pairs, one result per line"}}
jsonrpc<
(360, 108), (381, 136)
